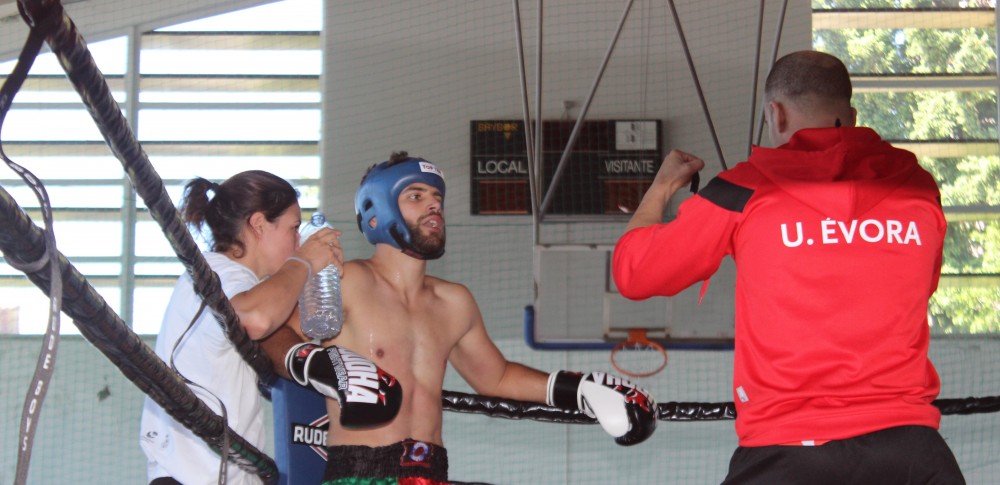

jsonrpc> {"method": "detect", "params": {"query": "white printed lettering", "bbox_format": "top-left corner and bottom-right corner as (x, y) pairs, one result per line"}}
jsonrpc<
(904, 221), (922, 245)
(886, 220), (903, 243)
(344, 360), (376, 373)
(335, 349), (382, 403)
(346, 385), (378, 404)
(837, 220), (857, 243)
(476, 160), (527, 175)
(821, 219), (837, 244)
(603, 159), (654, 174)
(781, 222), (804, 247)
(860, 220), (884, 242)
(349, 370), (379, 391)
(781, 219), (923, 247)
(292, 425), (328, 446)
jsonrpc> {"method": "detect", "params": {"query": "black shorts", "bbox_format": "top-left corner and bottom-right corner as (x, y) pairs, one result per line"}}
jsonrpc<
(322, 439), (449, 484)
(721, 425), (965, 485)
(149, 479), (182, 485)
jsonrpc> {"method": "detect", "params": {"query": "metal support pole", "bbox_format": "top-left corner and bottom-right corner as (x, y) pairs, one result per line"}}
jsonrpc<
(747, 0), (766, 157)
(511, 0), (539, 245)
(120, 24), (140, 327)
(539, 0), (636, 217)
(533, 0), (544, 223)
(755, 0), (789, 147)
(665, 0), (727, 170)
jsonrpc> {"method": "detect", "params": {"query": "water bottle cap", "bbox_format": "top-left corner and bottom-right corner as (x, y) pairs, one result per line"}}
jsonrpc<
(311, 212), (326, 226)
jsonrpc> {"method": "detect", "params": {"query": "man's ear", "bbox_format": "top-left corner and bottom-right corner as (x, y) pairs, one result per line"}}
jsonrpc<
(768, 101), (788, 134)
(847, 107), (858, 127)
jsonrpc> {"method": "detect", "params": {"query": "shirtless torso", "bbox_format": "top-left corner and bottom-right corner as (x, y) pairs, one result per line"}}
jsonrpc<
(320, 250), (495, 446)
(265, 156), (654, 459)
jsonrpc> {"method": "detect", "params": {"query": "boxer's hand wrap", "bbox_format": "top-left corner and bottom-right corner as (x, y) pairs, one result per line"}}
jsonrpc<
(546, 371), (657, 446)
(285, 343), (402, 428)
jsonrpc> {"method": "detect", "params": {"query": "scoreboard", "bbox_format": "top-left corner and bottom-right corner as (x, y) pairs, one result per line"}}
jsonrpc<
(470, 119), (662, 215)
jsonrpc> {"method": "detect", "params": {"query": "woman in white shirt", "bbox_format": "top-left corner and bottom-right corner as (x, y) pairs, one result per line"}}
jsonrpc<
(140, 170), (342, 485)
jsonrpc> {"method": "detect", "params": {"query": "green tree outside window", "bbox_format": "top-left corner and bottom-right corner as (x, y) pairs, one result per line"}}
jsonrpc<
(814, 0), (999, 333)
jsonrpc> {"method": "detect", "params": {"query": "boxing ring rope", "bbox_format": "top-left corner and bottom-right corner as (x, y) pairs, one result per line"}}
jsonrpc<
(5, 0), (280, 481)
(4, 0), (1000, 483)
(0, 188), (279, 483)
(442, 385), (1000, 424)
(16, 0), (276, 385)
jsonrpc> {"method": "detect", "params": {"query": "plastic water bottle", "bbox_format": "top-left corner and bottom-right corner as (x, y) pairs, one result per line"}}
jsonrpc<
(298, 212), (342, 340)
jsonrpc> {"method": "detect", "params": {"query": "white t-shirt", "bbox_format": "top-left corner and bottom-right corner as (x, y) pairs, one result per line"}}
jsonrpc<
(140, 252), (265, 485)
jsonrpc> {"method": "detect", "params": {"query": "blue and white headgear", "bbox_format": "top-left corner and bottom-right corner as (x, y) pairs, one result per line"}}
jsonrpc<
(355, 157), (446, 260)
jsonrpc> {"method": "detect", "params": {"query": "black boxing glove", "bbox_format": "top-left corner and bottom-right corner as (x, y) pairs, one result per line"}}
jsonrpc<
(285, 343), (402, 428)
(547, 371), (657, 446)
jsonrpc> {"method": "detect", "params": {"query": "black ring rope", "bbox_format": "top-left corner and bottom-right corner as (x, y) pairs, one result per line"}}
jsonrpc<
(441, 392), (1000, 423)
(0, 186), (278, 483)
(5, 0), (278, 481)
(17, 0), (276, 386)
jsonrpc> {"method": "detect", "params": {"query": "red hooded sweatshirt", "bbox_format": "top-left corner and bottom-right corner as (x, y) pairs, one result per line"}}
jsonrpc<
(613, 127), (946, 446)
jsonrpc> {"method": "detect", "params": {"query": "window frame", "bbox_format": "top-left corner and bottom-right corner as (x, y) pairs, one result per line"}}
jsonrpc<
(0, 3), (322, 334)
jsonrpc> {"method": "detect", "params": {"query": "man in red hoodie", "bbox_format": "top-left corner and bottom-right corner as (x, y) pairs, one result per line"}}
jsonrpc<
(613, 50), (964, 484)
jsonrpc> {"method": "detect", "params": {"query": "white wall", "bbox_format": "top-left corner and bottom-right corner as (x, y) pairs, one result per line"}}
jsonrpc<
(320, 1), (811, 346)
(321, 1), (811, 221)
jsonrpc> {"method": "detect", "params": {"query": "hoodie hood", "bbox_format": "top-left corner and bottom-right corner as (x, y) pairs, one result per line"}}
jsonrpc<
(748, 127), (921, 220)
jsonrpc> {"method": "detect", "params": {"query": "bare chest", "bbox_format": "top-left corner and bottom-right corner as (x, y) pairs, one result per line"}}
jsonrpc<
(339, 291), (459, 378)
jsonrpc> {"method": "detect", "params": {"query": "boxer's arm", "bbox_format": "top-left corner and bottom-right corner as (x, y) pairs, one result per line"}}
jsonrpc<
(448, 288), (548, 403)
(259, 306), (308, 380)
(452, 337), (548, 403)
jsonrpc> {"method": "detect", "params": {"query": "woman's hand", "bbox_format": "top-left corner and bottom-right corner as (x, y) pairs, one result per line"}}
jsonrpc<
(297, 227), (344, 275)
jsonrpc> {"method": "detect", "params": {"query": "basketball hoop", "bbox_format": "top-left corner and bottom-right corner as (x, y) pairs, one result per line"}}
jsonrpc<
(610, 329), (668, 378)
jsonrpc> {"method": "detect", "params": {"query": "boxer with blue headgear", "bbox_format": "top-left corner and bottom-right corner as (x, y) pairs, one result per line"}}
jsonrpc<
(355, 153), (446, 260)
(267, 150), (657, 485)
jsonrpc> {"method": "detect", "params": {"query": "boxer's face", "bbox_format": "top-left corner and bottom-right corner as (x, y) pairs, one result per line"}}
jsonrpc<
(398, 182), (445, 255)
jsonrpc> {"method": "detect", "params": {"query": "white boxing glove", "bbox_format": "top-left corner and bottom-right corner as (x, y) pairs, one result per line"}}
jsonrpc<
(547, 371), (657, 446)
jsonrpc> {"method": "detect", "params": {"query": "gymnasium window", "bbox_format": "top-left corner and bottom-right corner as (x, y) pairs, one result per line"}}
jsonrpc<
(814, 0), (1000, 334)
(0, 0), (321, 335)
